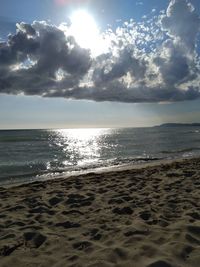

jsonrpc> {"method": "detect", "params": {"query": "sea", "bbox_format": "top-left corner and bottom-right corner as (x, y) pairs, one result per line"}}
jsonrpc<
(1, 126), (200, 186)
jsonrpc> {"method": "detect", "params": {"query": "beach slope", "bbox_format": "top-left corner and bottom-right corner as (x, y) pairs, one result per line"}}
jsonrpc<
(0, 158), (200, 267)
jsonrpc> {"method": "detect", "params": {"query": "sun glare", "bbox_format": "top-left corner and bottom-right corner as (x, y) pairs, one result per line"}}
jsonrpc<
(69, 10), (108, 56)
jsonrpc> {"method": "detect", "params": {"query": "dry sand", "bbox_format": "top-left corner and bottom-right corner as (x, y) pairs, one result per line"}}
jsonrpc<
(0, 157), (200, 267)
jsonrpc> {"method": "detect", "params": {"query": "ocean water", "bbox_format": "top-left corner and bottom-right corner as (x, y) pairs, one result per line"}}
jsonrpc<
(1, 126), (200, 186)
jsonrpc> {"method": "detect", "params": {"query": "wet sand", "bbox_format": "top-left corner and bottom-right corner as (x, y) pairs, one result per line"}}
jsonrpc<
(0, 157), (200, 267)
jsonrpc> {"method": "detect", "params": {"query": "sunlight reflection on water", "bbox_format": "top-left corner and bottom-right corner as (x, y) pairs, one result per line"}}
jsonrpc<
(54, 128), (113, 167)
(2, 126), (200, 186)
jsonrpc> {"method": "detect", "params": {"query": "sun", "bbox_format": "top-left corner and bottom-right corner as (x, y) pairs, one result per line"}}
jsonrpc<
(69, 10), (108, 56)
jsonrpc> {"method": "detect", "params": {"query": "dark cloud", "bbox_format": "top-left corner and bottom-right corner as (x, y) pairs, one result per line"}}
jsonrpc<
(0, 0), (200, 103)
(161, 0), (200, 51)
(153, 0), (200, 91)
(93, 49), (147, 86)
(154, 39), (192, 86)
(16, 22), (36, 36)
(46, 82), (200, 103)
(0, 21), (91, 96)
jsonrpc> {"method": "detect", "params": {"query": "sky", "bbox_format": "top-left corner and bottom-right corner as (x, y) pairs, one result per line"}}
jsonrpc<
(0, 0), (200, 129)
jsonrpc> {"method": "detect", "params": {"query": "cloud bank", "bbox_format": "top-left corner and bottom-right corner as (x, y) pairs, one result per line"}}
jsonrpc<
(0, 0), (200, 103)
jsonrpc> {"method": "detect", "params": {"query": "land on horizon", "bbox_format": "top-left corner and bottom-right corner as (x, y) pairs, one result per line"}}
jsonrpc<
(1, 122), (200, 131)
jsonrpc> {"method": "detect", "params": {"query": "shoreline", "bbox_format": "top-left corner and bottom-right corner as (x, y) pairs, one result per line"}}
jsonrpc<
(1, 155), (199, 189)
(0, 156), (200, 266)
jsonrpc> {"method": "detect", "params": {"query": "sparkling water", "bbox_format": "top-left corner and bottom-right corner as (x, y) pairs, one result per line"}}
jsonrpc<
(1, 127), (200, 186)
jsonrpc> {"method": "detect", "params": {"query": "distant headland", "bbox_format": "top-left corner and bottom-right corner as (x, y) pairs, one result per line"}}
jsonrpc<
(155, 123), (200, 127)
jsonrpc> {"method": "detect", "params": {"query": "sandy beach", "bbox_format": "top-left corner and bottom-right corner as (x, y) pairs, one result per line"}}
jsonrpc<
(0, 157), (200, 267)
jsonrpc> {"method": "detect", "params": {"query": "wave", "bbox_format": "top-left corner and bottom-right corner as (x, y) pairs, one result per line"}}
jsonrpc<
(0, 137), (42, 142)
(1, 127), (200, 187)
(0, 156), (162, 186)
(161, 147), (200, 154)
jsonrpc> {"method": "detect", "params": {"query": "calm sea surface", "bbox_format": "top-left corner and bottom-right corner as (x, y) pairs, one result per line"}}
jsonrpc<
(1, 127), (200, 186)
